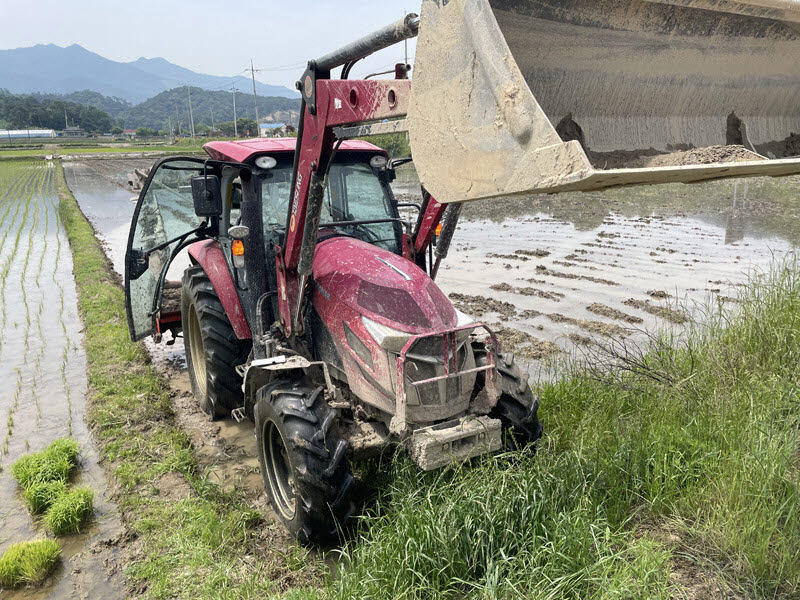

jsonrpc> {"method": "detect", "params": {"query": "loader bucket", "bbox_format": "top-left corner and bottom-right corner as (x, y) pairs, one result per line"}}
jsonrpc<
(407, 0), (800, 203)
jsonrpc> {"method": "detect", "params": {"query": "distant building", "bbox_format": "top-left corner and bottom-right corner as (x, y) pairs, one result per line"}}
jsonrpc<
(123, 129), (137, 139)
(61, 126), (84, 137)
(259, 123), (286, 138)
(0, 129), (57, 139)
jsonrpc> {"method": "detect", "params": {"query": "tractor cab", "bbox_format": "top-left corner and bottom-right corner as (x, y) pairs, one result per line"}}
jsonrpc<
(256, 151), (402, 255)
(124, 138), (403, 343)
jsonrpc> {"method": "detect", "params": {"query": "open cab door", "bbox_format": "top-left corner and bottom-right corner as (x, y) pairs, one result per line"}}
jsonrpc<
(125, 157), (218, 341)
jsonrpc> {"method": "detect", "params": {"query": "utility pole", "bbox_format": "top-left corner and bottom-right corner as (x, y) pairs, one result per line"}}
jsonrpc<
(167, 116), (173, 141)
(187, 86), (196, 138)
(249, 59), (260, 126)
(175, 104), (182, 136)
(231, 85), (238, 138)
(64, 108), (68, 129)
(210, 106), (216, 135)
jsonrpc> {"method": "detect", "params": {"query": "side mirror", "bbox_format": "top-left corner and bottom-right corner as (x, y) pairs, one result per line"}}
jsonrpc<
(191, 175), (222, 217)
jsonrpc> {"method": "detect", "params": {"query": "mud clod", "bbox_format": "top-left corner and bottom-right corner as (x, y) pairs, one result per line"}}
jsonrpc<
(624, 298), (689, 323)
(534, 266), (618, 287)
(515, 248), (550, 258)
(586, 303), (643, 324)
(568, 333), (593, 345)
(547, 313), (629, 338)
(489, 283), (513, 292)
(491, 326), (560, 361)
(647, 290), (671, 299)
(449, 293), (517, 318)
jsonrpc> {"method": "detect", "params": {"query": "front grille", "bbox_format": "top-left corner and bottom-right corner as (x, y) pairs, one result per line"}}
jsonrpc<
(405, 338), (469, 406)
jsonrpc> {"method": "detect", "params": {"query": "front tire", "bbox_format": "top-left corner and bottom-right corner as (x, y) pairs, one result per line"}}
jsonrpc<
(254, 382), (354, 544)
(473, 342), (542, 449)
(181, 265), (250, 419)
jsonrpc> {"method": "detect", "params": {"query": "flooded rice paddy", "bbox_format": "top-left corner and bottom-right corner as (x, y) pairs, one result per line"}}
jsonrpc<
(0, 160), (123, 598)
(395, 167), (800, 375)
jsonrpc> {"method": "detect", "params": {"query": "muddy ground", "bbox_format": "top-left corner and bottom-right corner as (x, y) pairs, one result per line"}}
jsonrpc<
(59, 156), (800, 596)
(0, 160), (124, 599)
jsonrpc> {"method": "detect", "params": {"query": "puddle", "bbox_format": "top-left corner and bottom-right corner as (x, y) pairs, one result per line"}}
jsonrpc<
(0, 161), (124, 598)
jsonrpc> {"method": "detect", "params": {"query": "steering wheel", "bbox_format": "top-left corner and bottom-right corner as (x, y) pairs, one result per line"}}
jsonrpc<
(345, 222), (382, 244)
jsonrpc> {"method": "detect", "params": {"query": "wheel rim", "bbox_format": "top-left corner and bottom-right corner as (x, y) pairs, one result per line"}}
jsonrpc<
(186, 304), (207, 397)
(262, 419), (296, 520)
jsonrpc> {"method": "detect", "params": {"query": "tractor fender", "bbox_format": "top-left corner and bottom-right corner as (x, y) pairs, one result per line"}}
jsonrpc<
(242, 356), (336, 419)
(187, 240), (251, 339)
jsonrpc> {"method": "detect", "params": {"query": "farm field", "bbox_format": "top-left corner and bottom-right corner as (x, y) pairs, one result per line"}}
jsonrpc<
(0, 160), (123, 599)
(0, 155), (796, 598)
(57, 156), (800, 598)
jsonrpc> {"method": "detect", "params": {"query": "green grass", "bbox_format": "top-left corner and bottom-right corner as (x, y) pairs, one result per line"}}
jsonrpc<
(0, 539), (61, 588)
(325, 261), (800, 600)
(24, 480), (68, 514)
(44, 487), (94, 535)
(11, 437), (79, 488)
(56, 161), (322, 598)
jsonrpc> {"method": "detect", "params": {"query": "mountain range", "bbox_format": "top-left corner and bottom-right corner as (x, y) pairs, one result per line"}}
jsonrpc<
(0, 44), (298, 103)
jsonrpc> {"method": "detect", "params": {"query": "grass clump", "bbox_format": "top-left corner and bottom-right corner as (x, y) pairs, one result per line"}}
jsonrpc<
(24, 480), (67, 514)
(11, 437), (79, 488)
(44, 487), (93, 535)
(0, 539), (61, 588)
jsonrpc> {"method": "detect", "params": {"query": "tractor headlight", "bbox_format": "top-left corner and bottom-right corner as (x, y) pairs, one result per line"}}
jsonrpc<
(455, 309), (475, 343)
(362, 316), (412, 353)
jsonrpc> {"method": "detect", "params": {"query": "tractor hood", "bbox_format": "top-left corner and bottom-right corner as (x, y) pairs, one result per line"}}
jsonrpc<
(312, 237), (457, 334)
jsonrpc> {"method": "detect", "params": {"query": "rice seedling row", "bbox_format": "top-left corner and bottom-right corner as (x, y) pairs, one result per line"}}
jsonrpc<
(0, 165), (45, 467)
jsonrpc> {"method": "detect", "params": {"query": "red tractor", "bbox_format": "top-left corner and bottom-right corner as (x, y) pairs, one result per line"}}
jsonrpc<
(126, 1), (800, 542)
(126, 137), (538, 543)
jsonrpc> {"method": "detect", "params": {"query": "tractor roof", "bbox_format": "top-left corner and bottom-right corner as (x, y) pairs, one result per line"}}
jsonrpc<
(203, 137), (384, 163)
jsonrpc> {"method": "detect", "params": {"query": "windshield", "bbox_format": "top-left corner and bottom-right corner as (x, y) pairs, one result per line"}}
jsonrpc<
(260, 158), (400, 254)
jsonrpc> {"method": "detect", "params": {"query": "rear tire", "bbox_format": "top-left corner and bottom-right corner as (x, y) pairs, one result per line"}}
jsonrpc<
(181, 265), (250, 419)
(473, 342), (542, 450)
(254, 382), (354, 545)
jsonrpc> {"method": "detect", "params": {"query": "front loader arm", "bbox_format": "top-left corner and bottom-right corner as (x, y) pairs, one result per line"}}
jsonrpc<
(277, 56), (415, 337)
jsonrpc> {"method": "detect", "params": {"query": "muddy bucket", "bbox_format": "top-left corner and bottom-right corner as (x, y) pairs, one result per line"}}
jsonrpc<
(407, 0), (800, 203)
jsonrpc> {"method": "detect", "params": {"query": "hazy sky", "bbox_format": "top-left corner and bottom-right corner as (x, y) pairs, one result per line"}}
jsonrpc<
(0, 1), (421, 90)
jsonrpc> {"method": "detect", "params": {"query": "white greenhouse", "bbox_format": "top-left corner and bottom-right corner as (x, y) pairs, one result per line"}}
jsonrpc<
(0, 129), (57, 139)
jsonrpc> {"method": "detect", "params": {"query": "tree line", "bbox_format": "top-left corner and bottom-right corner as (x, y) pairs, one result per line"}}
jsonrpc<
(0, 90), (113, 132)
(0, 87), (300, 135)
